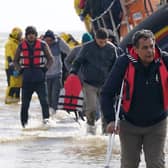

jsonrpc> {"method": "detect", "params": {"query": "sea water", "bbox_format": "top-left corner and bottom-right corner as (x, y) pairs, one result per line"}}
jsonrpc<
(0, 32), (167, 168)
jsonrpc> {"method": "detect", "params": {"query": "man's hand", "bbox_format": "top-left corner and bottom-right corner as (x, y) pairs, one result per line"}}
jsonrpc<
(106, 121), (120, 134)
(79, 13), (85, 21)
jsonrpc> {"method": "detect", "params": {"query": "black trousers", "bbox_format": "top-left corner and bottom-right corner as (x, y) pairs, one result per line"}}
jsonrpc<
(20, 81), (49, 125)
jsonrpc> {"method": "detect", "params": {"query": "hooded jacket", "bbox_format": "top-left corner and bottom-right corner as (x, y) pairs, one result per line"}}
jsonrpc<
(101, 46), (168, 126)
(4, 27), (22, 69)
(46, 37), (70, 79)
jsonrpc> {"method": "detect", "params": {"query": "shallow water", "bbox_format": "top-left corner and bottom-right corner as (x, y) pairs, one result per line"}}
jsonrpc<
(0, 32), (168, 168)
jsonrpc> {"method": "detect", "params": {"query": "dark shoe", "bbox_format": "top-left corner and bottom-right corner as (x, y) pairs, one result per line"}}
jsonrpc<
(21, 121), (27, 128)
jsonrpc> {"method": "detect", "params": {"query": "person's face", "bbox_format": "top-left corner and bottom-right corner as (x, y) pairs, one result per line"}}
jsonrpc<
(26, 33), (37, 42)
(134, 37), (155, 66)
(44, 37), (54, 46)
(17, 32), (22, 41)
(95, 38), (107, 48)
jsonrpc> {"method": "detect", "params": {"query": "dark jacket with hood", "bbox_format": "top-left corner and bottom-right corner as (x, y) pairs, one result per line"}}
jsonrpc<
(101, 46), (168, 127)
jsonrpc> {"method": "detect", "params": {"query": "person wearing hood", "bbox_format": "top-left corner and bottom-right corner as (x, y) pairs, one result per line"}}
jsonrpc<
(4, 27), (23, 104)
(14, 26), (54, 128)
(101, 29), (168, 168)
(43, 30), (70, 114)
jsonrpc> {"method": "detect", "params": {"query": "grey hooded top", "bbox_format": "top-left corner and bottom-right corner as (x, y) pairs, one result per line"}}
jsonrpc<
(46, 37), (70, 79)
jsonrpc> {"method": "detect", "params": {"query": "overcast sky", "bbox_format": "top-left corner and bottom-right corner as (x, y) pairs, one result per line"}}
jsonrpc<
(0, 0), (85, 33)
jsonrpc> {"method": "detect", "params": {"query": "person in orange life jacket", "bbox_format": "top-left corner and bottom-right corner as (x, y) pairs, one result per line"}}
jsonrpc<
(70, 28), (117, 135)
(101, 29), (168, 168)
(14, 26), (54, 128)
(43, 30), (70, 114)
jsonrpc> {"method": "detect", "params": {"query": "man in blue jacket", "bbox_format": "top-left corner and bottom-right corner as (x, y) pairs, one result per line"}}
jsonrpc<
(70, 28), (118, 134)
(101, 29), (168, 168)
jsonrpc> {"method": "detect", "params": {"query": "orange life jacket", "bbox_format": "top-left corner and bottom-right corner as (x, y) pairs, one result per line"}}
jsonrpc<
(120, 0), (159, 37)
(122, 59), (168, 112)
(20, 39), (46, 68)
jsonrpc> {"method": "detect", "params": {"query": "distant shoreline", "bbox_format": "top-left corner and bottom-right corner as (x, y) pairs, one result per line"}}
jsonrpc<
(0, 30), (85, 40)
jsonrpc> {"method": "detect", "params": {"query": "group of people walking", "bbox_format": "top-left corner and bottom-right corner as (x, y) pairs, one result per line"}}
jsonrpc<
(5, 26), (71, 127)
(4, 25), (168, 167)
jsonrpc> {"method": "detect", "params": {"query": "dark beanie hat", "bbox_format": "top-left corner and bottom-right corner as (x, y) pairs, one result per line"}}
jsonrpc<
(44, 30), (55, 40)
(82, 32), (93, 43)
(25, 26), (37, 37)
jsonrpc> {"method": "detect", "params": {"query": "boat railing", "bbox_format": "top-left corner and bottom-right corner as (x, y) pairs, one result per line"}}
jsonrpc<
(90, 0), (161, 44)
(90, 0), (125, 44)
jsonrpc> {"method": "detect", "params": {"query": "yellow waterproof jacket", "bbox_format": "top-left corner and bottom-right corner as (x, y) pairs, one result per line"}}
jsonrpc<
(60, 32), (80, 49)
(74, 0), (92, 33)
(74, 0), (82, 15)
(4, 27), (22, 69)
